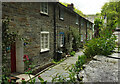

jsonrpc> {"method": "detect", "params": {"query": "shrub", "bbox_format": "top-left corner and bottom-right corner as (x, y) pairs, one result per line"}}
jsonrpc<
(83, 34), (116, 57)
(52, 55), (87, 83)
(70, 51), (76, 56)
(70, 27), (81, 51)
(75, 55), (87, 73)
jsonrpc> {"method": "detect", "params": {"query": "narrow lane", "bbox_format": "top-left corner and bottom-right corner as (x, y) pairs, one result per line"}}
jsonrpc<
(35, 51), (84, 82)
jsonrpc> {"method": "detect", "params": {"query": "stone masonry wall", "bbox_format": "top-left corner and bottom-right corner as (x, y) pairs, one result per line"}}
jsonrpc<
(2, 2), (55, 72)
(2, 2), (93, 75)
(55, 4), (80, 54)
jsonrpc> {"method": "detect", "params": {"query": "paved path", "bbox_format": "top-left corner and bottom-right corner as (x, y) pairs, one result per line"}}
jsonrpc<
(35, 51), (84, 82)
(79, 53), (119, 82)
(15, 50), (119, 82)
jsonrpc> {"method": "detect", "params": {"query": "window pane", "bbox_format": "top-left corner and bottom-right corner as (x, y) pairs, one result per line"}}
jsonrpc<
(45, 9), (47, 13)
(45, 44), (48, 48)
(81, 35), (83, 41)
(41, 2), (48, 14)
(59, 34), (64, 46)
(41, 32), (49, 51)
(60, 9), (64, 19)
(41, 3), (44, 12)
(41, 44), (44, 49)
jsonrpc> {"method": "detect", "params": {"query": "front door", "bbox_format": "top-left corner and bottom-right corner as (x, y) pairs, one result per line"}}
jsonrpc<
(11, 42), (16, 73)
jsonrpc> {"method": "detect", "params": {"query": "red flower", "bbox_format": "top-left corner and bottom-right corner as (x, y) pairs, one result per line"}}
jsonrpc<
(28, 68), (31, 70)
(27, 58), (29, 61)
(8, 79), (11, 82)
(112, 30), (114, 32)
(22, 78), (25, 80)
(38, 75), (41, 78)
(23, 55), (26, 58)
(26, 55), (28, 58)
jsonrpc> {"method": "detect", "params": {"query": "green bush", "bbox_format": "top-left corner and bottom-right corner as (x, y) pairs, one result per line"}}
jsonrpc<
(83, 34), (116, 57)
(70, 27), (81, 51)
(70, 51), (76, 56)
(74, 55), (87, 73)
(84, 17), (116, 57)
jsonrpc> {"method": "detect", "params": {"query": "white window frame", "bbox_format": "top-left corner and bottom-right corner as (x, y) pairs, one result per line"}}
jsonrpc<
(90, 33), (92, 40)
(90, 24), (92, 29)
(81, 34), (83, 41)
(40, 2), (48, 15)
(40, 31), (49, 52)
(59, 34), (64, 47)
(76, 15), (79, 25)
(59, 8), (64, 20)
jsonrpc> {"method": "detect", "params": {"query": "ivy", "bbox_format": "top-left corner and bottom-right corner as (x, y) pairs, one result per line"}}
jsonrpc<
(2, 17), (29, 76)
(70, 26), (81, 51)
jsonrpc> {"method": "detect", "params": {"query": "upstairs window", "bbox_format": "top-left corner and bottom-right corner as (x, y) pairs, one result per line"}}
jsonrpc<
(40, 2), (48, 15)
(87, 22), (89, 28)
(90, 24), (92, 29)
(76, 15), (79, 25)
(59, 8), (64, 20)
(81, 18), (84, 27)
(41, 31), (49, 52)
(59, 32), (64, 47)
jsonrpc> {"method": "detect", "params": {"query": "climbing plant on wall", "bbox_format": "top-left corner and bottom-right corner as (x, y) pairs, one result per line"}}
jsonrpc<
(70, 27), (81, 51)
(2, 17), (17, 76)
(2, 17), (29, 76)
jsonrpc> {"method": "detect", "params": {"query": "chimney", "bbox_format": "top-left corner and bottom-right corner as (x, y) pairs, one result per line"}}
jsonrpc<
(67, 3), (74, 10)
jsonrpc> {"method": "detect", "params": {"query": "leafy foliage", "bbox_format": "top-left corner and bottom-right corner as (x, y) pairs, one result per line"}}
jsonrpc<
(84, 26), (116, 57)
(70, 27), (81, 51)
(74, 8), (86, 17)
(74, 55), (87, 73)
(52, 55), (87, 83)
(70, 51), (76, 56)
(101, 1), (119, 29)
(94, 18), (104, 29)
(84, 1), (118, 57)
(60, 2), (86, 17)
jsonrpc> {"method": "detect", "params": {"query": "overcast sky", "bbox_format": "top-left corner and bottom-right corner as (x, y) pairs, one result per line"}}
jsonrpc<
(59, 0), (110, 15)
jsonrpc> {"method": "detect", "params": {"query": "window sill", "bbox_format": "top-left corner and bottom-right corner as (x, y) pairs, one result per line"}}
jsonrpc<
(60, 45), (64, 47)
(59, 18), (64, 21)
(40, 12), (49, 16)
(76, 23), (79, 25)
(40, 49), (49, 53)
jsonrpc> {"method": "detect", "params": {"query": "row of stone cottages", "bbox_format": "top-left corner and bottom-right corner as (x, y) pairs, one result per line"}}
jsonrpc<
(2, 2), (94, 75)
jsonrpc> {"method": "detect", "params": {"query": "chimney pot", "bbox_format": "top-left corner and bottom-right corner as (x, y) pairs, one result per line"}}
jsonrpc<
(67, 3), (74, 10)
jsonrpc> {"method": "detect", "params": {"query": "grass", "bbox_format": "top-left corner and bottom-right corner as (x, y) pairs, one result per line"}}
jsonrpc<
(51, 58), (65, 64)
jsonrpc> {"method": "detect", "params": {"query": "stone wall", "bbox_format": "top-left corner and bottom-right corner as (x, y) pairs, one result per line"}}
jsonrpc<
(55, 3), (80, 54)
(2, 2), (93, 75)
(2, 2), (55, 73)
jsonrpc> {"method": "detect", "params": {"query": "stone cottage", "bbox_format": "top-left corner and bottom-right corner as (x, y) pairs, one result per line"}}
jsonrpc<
(2, 2), (93, 75)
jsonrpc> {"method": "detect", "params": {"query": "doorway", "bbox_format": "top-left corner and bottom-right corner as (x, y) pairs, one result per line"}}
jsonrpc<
(11, 42), (16, 73)
(11, 38), (24, 73)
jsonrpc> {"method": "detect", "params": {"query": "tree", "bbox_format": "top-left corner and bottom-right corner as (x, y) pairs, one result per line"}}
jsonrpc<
(101, 1), (119, 29)
(94, 18), (104, 37)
